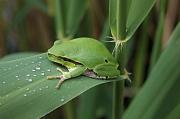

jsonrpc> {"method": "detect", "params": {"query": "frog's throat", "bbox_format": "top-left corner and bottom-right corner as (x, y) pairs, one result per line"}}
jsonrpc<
(48, 53), (82, 68)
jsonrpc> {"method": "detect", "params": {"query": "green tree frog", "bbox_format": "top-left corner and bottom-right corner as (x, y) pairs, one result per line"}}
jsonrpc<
(47, 37), (120, 88)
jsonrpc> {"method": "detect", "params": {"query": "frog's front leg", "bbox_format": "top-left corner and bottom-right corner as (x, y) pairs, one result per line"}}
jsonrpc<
(47, 65), (86, 89)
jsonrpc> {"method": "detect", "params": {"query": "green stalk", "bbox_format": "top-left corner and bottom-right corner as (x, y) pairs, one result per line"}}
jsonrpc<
(111, 0), (127, 119)
(64, 102), (74, 119)
(55, 0), (65, 40)
(133, 18), (149, 90)
(149, 0), (166, 71)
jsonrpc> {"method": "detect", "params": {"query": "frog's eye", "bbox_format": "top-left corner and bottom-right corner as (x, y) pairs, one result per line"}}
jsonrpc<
(105, 59), (108, 63)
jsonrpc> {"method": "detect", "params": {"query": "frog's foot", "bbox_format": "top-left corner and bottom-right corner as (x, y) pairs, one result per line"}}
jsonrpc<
(47, 75), (65, 89)
(121, 69), (131, 83)
(47, 68), (71, 89)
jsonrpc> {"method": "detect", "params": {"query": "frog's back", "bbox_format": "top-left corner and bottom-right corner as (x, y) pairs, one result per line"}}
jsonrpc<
(48, 38), (117, 68)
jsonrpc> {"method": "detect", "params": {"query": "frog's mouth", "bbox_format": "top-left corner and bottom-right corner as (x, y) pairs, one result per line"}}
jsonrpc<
(48, 53), (82, 68)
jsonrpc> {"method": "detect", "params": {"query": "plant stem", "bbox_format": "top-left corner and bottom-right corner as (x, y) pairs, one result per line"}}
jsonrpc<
(112, 44), (126, 119)
(112, 0), (127, 119)
(64, 102), (74, 119)
(133, 18), (149, 90)
(55, 0), (65, 40)
(149, 0), (166, 71)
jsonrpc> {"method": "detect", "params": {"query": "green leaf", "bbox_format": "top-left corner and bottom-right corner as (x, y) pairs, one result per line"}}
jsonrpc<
(123, 23), (180, 119)
(109, 0), (127, 40)
(0, 53), (121, 119)
(66, 0), (88, 37)
(55, 0), (87, 39)
(0, 52), (38, 62)
(126, 0), (156, 40)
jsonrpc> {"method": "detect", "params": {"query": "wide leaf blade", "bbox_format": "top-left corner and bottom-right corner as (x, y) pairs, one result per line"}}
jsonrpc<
(0, 53), (121, 119)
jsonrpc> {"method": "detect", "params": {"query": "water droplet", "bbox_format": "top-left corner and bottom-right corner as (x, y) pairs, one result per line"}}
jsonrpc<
(3, 69), (7, 71)
(36, 67), (40, 70)
(15, 65), (18, 67)
(33, 74), (37, 77)
(26, 88), (30, 90)
(47, 69), (51, 72)
(39, 56), (42, 59)
(41, 73), (45, 76)
(60, 99), (64, 102)
(39, 88), (42, 91)
(15, 75), (19, 78)
(45, 86), (49, 88)
(32, 61), (35, 64)
(26, 74), (30, 77)
(2, 81), (6, 84)
(17, 78), (20, 81)
(32, 69), (36, 72)
(39, 61), (42, 64)
(28, 79), (33, 82)
(24, 94), (27, 97)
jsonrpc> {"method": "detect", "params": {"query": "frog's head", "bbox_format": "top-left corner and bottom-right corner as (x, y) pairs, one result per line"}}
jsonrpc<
(93, 58), (120, 78)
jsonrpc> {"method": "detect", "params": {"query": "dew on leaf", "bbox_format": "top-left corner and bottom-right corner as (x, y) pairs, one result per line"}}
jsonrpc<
(41, 73), (45, 76)
(32, 69), (36, 72)
(24, 94), (27, 97)
(60, 99), (64, 102)
(28, 79), (33, 82)
(36, 67), (40, 70)
(33, 74), (37, 77)
(15, 75), (19, 78)
(2, 81), (6, 84)
(26, 74), (30, 77)
(47, 69), (51, 72)
(39, 56), (42, 59)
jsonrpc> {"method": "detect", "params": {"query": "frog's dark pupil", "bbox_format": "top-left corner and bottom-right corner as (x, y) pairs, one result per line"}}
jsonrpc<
(105, 59), (108, 63)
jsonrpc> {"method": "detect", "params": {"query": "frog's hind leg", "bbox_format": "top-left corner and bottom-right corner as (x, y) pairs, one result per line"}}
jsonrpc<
(47, 65), (86, 89)
(47, 68), (70, 88)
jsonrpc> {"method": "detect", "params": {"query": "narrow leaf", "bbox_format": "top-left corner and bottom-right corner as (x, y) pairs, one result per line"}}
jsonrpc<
(123, 23), (180, 119)
(66, 0), (88, 37)
(126, 0), (156, 40)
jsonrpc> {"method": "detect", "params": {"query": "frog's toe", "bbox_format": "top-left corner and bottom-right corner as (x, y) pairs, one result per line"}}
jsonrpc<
(47, 75), (62, 80)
